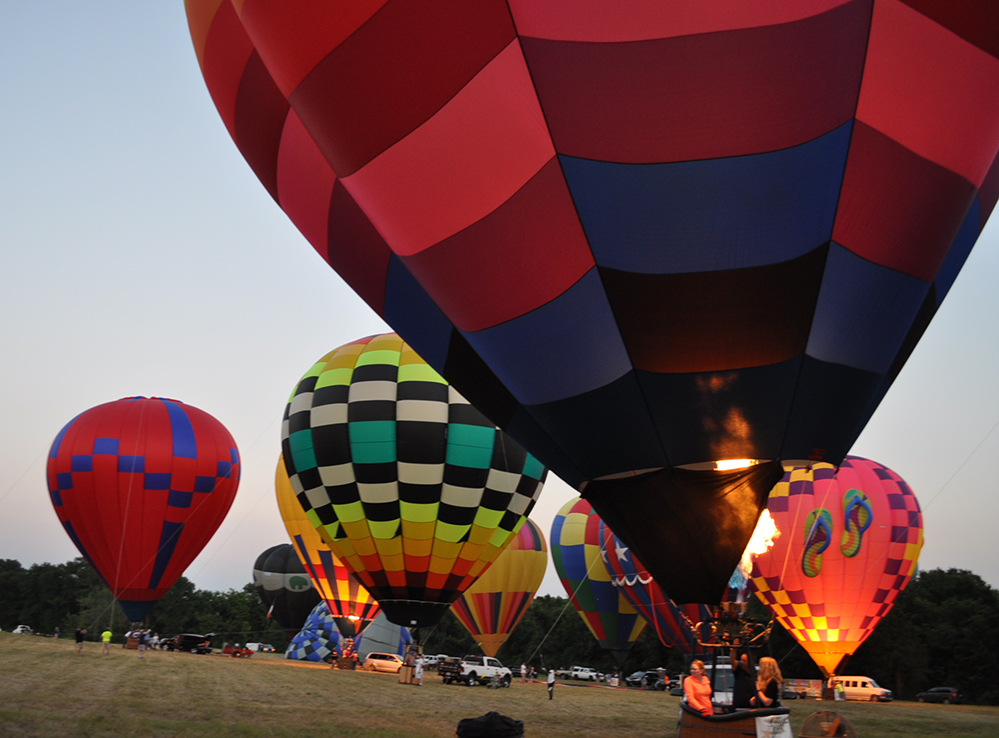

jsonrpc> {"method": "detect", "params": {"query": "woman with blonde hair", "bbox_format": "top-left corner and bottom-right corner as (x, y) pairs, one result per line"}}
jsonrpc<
(752, 656), (783, 708)
(683, 660), (713, 717)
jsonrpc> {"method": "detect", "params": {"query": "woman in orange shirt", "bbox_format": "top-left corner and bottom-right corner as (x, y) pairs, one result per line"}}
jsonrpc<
(684, 660), (714, 717)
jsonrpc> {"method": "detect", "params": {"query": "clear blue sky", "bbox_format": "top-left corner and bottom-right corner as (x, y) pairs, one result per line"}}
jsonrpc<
(1, 4), (997, 602)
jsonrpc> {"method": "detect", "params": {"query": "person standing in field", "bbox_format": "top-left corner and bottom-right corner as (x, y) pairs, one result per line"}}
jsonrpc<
(101, 628), (112, 655)
(138, 630), (148, 659)
(547, 668), (556, 700)
(75, 627), (86, 655)
(521, 663), (527, 683)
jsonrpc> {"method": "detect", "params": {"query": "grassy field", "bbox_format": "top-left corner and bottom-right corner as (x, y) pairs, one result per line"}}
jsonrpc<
(2, 633), (997, 737)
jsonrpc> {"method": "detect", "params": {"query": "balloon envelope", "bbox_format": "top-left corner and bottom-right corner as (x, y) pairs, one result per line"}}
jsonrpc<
(285, 600), (341, 662)
(749, 456), (923, 676)
(599, 520), (710, 655)
(275, 456), (380, 636)
(280, 333), (547, 628)
(47, 396), (240, 621)
(551, 497), (646, 665)
(186, 3), (998, 602)
(450, 517), (547, 657)
(253, 543), (322, 638)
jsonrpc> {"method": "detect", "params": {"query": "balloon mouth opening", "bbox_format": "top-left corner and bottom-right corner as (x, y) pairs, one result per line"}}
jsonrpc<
(583, 459), (770, 489)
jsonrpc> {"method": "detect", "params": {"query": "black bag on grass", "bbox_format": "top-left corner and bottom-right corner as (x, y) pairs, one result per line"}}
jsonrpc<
(455, 711), (524, 738)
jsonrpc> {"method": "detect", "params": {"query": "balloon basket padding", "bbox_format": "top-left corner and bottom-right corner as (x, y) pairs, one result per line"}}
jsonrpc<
(677, 703), (790, 738)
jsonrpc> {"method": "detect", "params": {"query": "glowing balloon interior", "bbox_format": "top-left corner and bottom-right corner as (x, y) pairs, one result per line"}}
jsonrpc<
(749, 456), (923, 676)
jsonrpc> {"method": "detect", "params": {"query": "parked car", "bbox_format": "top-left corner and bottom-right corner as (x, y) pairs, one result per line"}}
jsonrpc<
(829, 676), (892, 702)
(12, 625), (32, 635)
(625, 670), (666, 690)
(625, 670), (649, 688)
(361, 652), (404, 673)
(781, 689), (801, 700)
(916, 687), (964, 704)
(165, 633), (214, 654)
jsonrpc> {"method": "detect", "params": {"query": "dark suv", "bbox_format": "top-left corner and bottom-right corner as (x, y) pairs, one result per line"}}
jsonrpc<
(165, 633), (214, 654)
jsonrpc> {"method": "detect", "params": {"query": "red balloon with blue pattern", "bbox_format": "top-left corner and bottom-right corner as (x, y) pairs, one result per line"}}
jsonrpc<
(46, 397), (241, 621)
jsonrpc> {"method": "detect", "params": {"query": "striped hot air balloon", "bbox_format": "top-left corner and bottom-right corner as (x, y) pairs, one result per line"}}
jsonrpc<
(276, 456), (380, 636)
(450, 517), (547, 657)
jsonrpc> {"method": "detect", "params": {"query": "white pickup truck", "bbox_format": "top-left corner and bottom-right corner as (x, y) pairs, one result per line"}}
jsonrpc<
(457, 655), (513, 687)
(570, 666), (601, 682)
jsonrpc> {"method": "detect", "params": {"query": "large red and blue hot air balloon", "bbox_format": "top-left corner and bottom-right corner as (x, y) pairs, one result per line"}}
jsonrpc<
(186, 1), (999, 603)
(46, 397), (240, 621)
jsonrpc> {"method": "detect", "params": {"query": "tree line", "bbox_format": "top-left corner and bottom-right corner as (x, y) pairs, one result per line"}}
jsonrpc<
(3, 559), (995, 703)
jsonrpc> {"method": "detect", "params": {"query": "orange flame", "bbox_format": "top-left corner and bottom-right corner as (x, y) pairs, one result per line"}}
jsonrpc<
(739, 509), (778, 578)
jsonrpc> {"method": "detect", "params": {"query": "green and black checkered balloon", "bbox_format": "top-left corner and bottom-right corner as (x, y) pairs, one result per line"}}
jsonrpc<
(281, 333), (547, 627)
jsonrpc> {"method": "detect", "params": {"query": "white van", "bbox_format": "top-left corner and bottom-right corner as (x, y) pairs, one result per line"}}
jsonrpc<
(829, 676), (892, 702)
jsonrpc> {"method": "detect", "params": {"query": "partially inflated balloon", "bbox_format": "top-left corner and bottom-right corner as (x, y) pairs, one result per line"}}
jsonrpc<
(253, 544), (322, 638)
(599, 520), (710, 654)
(187, 1), (999, 604)
(281, 333), (547, 628)
(551, 497), (645, 665)
(276, 456), (379, 636)
(47, 397), (240, 621)
(749, 456), (923, 676)
(450, 517), (547, 657)
(285, 600), (341, 663)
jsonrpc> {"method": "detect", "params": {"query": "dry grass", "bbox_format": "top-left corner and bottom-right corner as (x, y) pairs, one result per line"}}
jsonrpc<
(2, 633), (997, 737)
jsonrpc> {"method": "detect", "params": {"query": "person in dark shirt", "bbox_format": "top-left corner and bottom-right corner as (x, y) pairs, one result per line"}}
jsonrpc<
(75, 627), (86, 655)
(731, 650), (756, 708)
(752, 656), (783, 708)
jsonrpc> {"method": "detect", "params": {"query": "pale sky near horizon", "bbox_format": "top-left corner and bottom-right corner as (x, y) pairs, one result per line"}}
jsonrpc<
(2, 4), (997, 606)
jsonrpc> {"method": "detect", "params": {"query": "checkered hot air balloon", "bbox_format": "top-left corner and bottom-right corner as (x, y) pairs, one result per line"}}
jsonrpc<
(749, 456), (923, 676)
(551, 497), (646, 666)
(598, 520), (710, 655)
(276, 456), (380, 637)
(450, 517), (547, 657)
(188, 1), (999, 607)
(281, 333), (547, 628)
(286, 600), (341, 662)
(46, 397), (240, 621)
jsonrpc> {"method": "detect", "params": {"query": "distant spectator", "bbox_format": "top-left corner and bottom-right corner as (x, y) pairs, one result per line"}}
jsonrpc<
(101, 629), (112, 655)
(138, 630), (148, 659)
(547, 668), (556, 700)
(75, 627), (86, 655)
